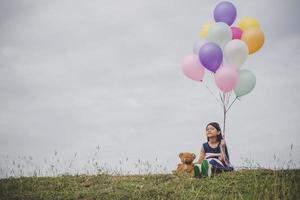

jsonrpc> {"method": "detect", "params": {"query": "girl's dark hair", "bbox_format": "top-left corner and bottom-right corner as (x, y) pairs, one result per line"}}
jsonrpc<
(206, 122), (230, 160)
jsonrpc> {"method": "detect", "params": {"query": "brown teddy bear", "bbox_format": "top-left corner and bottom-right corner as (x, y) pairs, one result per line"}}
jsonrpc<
(173, 152), (196, 177)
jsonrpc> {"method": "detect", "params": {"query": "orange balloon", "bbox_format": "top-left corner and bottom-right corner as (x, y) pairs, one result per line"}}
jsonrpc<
(241, 27), (265, 54)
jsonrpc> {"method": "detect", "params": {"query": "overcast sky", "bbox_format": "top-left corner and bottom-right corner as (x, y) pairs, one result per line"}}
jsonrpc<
(1, 0), (300, 177)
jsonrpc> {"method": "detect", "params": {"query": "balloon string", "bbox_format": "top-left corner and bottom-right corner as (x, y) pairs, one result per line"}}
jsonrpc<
(222, 92), (226, 138)
(225, 92), (228, 107)
(224, 92), (229, 108)
(219, 91), (224, 104)
(226, 97), (238, 112)
(202, 81), (223, 108)
(227, 91), (232, 107)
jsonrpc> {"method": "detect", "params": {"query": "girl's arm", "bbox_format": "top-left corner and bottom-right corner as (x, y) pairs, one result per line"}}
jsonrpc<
(196, 146), (205, 164)
(218, 139), (227, 161)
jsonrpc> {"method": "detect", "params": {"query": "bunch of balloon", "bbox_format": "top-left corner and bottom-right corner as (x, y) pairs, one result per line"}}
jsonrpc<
(181, 1), (265, 138)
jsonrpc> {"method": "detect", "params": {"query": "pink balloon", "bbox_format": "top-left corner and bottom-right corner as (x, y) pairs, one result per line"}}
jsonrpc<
(215, 65), (238, 92)
(231, 27), (243, 39)
(181, 54), (205, 81)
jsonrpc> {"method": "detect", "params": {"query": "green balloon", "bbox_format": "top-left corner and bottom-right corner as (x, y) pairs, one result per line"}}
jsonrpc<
(234, 69), (256, 97)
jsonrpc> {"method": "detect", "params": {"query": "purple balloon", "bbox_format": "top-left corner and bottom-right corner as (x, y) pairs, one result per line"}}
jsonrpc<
(214, 1), (237, 26)
(199, 42), (223, 73)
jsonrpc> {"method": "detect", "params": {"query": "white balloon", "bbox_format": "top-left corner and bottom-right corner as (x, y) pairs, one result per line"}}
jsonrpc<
(224, 39), (248, 69)
(207, 22), (232, 48)
(193, 40), (204, 55)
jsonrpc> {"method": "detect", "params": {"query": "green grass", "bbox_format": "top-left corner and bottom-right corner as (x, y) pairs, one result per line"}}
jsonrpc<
(0, 169), (299, 200)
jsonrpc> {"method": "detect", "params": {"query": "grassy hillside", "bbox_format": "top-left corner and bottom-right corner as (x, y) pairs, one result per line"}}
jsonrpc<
(0, 169), (299, 200)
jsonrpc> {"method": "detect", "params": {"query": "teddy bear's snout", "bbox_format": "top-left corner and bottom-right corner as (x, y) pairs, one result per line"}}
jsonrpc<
(183, 158), (193, 164)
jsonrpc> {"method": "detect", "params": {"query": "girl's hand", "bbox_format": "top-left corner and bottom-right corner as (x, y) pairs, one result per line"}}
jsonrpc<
(220, 139), (226, 148)
(218, 154), (224, 161)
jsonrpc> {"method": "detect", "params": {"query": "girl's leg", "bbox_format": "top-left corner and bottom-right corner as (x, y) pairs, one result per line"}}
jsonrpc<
(201, 160), (212, 178)
(194, 164), (202, 178)
(194, 160), (213, 178)
(208, 159), (233, 173)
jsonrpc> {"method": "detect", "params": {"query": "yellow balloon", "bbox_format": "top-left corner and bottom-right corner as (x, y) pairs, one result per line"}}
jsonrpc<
(241, 27), (265, 54)
(238, 17), (260, 31)
(200, 21), (214, 38)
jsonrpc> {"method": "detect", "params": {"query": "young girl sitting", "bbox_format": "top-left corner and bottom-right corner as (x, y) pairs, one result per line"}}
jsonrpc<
(194, 122), (234, 178)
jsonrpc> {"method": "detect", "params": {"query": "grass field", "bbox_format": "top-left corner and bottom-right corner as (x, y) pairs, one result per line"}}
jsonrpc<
(0, 169), (299, 200)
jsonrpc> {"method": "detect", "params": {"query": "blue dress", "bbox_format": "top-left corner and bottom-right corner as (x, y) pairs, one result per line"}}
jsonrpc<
(202, 142), (234, 173)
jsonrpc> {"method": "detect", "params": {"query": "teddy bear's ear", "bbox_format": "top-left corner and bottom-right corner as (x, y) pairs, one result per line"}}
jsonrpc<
(179, 152), (183, 158)
(192, 153), (196, 159)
